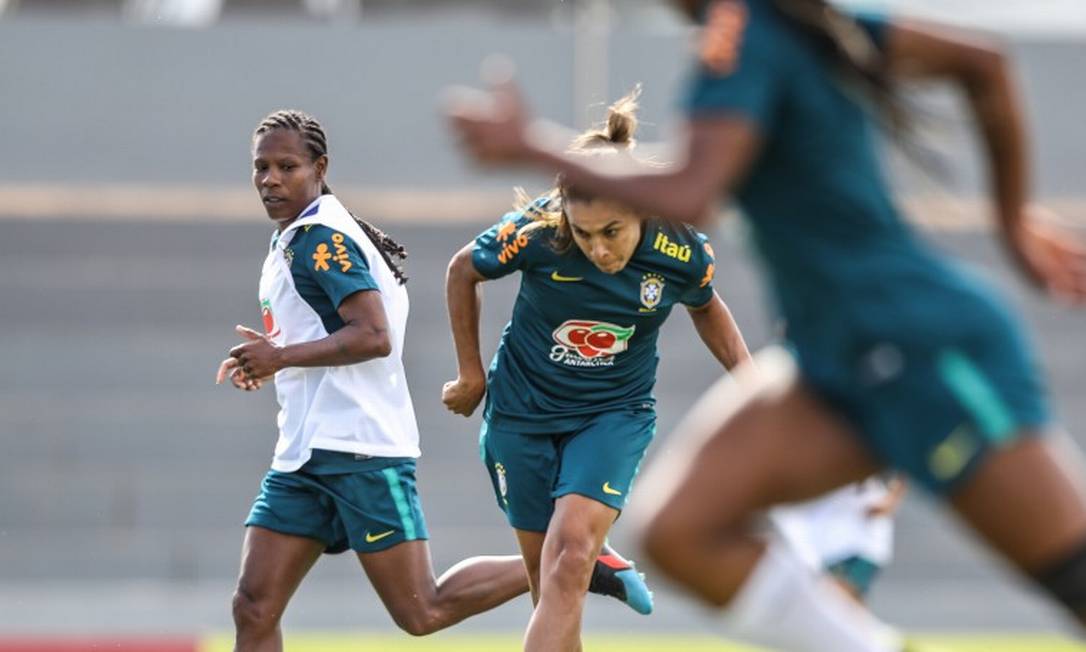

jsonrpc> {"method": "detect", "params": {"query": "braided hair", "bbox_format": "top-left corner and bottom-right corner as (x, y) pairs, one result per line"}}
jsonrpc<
(253, 110), (409, 285)
(771, 0), (908, 133)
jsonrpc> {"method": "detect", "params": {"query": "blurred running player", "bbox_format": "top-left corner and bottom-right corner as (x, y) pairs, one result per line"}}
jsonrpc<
(443, 89), (752, 651)
(447, 1), (1086, 650)
(218, 110), (650, 651)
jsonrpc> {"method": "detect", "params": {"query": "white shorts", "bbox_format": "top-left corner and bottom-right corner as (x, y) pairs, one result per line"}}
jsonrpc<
(772, 478), (894, 569)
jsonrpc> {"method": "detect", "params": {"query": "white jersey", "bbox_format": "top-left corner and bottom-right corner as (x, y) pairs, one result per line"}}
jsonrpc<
(772, 478), (895, 569)
(258, 195), (420, 472)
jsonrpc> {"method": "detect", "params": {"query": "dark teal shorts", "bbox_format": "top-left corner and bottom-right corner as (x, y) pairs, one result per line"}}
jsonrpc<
(797, 289), (1049, 496)
(245, 450), (429, 554)
(480, 408), (655, 532)
(827, 556), (882, 598)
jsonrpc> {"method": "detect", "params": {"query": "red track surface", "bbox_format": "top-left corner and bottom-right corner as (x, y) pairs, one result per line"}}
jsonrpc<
(0, 639), (196, 652)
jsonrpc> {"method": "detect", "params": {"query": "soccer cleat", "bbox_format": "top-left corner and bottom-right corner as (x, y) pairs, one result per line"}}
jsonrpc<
(588, 542), (654, 615)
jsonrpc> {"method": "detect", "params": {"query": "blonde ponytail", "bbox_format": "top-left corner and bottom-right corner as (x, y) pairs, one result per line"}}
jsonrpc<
(515, 85), (646, 253)
(569, 84), (642, 151)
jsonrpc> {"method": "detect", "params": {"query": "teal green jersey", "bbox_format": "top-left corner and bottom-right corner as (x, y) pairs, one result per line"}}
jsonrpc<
(682, 1), (949, 338)
(472, 208), (717, 433)
(277, 223), (378, 334)
(681, 1), (1051, 494)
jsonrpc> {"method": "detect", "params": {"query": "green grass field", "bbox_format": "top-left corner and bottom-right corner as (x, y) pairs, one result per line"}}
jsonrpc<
(201, 632), (1086, 651)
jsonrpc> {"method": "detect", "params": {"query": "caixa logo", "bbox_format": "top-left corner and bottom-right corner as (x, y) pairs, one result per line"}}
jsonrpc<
(550, 320), (636, 367)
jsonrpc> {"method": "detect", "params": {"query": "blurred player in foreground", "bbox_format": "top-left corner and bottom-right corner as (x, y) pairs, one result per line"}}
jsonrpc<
(443, 89), (752, 651)
(446, 0), (1086, 650)
(216, 110), (642, 651)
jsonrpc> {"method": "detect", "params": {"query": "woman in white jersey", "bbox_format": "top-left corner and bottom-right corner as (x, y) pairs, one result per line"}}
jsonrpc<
(217, 110), (647, 650)
(216, 110), (526, 649)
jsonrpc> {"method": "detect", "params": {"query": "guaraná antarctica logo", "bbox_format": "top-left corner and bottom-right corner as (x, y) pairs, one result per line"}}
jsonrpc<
(494, 462), (508, 501)
(550, 320), (636, 367)
(260, 298), (280, 338)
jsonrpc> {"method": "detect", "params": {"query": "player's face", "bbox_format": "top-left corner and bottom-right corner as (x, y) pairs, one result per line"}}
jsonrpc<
(566, 199), (643, 274)
(252, 129), (327, 228)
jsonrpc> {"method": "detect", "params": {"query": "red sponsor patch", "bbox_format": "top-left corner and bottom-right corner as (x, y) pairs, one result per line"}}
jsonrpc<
(552, 320), (636, 359)
(260, 298), (280, 337)
(0, 638), (197, 652)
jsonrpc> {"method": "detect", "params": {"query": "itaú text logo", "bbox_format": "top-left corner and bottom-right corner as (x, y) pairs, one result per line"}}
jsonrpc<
(550, 320), (636, 367)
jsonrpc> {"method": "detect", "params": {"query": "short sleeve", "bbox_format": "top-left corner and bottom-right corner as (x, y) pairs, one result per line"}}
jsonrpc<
(679, 234), (717, 308)
(472, 210), (543, 280)
(683, 0), (788, 127)
(296, 225), (379, 308)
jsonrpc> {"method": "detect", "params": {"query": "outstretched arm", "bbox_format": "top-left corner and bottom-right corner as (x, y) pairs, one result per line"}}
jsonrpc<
(687, 292), (753, 371)
(526, 117), (760, 225)
(447, 83), (761, 226)
(884, 20), (1027, 235)
(883, 20), (1086, 301)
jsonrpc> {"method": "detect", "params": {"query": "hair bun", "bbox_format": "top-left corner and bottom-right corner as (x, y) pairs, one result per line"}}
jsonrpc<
(605, 84), (641, 146)
(570, 84), (642, 151)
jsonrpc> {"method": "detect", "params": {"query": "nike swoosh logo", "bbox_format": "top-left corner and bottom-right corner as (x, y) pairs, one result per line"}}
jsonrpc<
(364, 529), (396, 543)
(551, 271), (583, 282)
(602, 482), (623, 496)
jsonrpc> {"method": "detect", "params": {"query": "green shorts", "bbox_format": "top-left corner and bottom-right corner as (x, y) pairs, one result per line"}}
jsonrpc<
(480, 408), (655, 533)
(827, 556), (882, 598)
(245, 449), (428, 554)
(796, 286), (1050, 496)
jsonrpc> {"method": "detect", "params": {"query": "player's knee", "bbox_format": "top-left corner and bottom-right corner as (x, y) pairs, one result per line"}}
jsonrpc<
(1033, 537), (1086, 623)
(231, 586), (280, 634)
(544, 534), (598, 593)
(389, 606), (446, 637)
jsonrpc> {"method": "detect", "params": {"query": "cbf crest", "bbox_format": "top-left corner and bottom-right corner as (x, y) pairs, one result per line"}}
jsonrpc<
(495, 462), (509, 505)
(640, 273), (665, 311)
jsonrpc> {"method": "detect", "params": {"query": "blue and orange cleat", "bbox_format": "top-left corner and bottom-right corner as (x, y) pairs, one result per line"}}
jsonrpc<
(588, 542), (654, 615)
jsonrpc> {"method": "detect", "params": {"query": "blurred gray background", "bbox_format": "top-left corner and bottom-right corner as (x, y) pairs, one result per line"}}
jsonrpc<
(1, 0), (1084, 640)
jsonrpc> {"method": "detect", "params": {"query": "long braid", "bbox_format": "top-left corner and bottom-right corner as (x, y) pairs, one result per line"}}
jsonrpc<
(770, 0), (949, 175)
(345, 206), (409, 284)
(254, 109), (409, 285)
(771, 0), (908, 133)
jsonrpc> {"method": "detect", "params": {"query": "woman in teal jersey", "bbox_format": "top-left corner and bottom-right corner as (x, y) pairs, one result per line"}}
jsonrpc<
(444, 90), (753, 651)
(219, 109), (664, 651)
(448, 1), (1086, 649)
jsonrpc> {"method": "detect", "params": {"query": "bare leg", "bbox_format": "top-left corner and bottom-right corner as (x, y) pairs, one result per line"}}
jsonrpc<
(524, 494), (616, 652)
(232, 526), (325, 652)
(950, 432), (1086, 624)
(357, 540), (529, 636)
(515, 529), (546, 605)
(632, 354), (880, 606)
(627, 351), (905, 651)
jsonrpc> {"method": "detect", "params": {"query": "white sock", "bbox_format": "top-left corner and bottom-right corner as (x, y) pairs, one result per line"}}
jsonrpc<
(719, 537), (902, 652)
